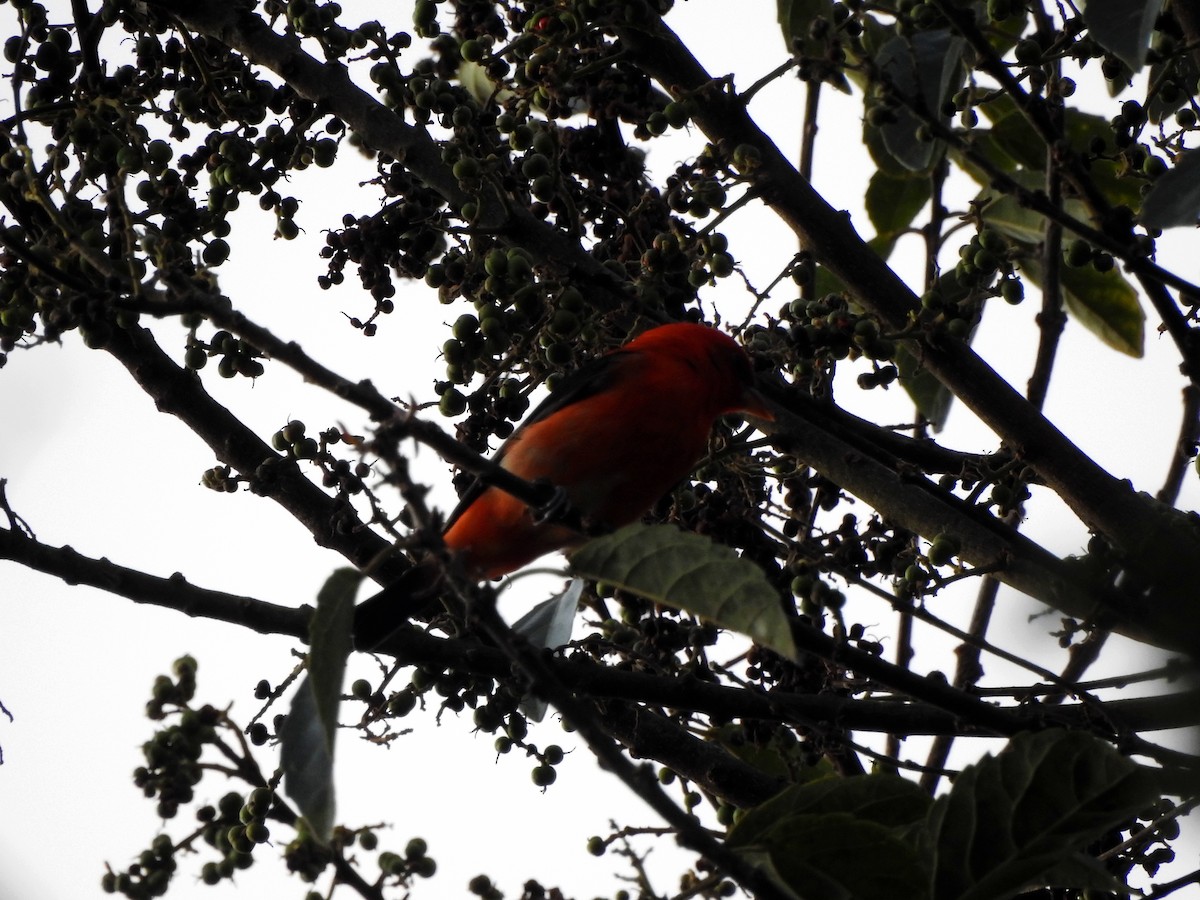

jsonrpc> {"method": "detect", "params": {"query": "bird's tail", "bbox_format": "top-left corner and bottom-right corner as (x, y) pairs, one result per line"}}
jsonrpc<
(353, 556), (446, 650)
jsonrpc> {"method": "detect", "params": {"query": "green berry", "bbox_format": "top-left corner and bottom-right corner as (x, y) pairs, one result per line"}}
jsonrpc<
(460, 39), (485, 63)
(928, 534), (960, 567)
(202, 239), (230, 266)
(439, 388), (467, 417)
(1065, 238), (1092, 268)
(663, 100), (690, 129)
(184, 346), (208, 370)
(1014, 39), (1041, 65)
(453, 157), (481, 181)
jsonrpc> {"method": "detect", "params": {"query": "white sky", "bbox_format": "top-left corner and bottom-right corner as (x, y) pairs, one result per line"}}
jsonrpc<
(1, 2), (1197, 899)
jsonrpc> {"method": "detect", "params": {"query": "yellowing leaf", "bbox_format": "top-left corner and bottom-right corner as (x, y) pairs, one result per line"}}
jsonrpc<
(1021, 258), (1144, 357)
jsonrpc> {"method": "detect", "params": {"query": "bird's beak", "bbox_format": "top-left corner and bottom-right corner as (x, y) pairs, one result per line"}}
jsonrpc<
(737, 386), (775, 422)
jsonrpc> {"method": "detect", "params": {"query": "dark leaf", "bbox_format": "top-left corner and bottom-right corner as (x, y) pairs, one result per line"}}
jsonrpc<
(776, 0), (851, 91)
(280, 568), (361, 842)
(866, 170), (932, 239)
(975, 96), (1143, 209)
(876, 30), (966, 172)
(730, 775), (933, 900)
(776, 0), (831, 56)
(1020, 257), (1144, 357)
(570, 523), (796, 657)
(924, 730), (1161, 900)
(976, 170), (1089, 245)
(1146, 53), (1199, 124)
(1082, 0), (1164, 72)
(732, 774), (933, 842)
(897, 344), (955, 431)
(1140, 149), (1200, 229)
(708, 724), (838, 781)
(896, 269), (976, 431)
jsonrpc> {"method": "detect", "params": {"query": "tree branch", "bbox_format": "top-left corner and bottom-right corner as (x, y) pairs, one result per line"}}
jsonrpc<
(7, 521), (1196, 772)
(616, 15), (1200, 656)
(0, 520), (308, 637)
(100, 323), (410, 582)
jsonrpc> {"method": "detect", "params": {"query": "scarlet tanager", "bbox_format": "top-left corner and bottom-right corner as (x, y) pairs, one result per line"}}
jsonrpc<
(356, 322), (771, 637)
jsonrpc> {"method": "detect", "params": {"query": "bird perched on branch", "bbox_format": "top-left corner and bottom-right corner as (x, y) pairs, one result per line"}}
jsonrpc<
(355, 321), (772, 641)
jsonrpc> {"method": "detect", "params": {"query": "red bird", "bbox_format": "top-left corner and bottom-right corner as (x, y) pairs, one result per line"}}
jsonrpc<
(356, 322), (771, 637)
(441, 322), (771, 578)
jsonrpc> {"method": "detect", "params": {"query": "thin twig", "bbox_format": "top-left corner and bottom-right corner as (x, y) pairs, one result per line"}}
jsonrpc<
(1157, 385), (1200, 506)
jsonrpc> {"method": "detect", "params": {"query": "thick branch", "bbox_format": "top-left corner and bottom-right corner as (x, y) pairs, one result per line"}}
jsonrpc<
(617, 16), (1200, 655)
(148, 0), (632, 314)
(100, 323), (407, 582)
(128, 2), (1200, 653)
(8, 523), (1197, 759)
(0, 521), (308, 637)
(766, 393), (1160, 646)
(117, 283), (1155, 648)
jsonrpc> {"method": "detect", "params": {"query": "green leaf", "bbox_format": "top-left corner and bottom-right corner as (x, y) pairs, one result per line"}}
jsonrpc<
(730, 775), (933, 900)
(1082, 0), (1164, 72)
(279, 681), (336, 841)
(978, 191), (1045, 245)
(732, 774), (933, 843)
(896, 269), (977, 431)
(843, 13), (895, 94)
(280, 568), (361, 842)
(1085, 156), (1146, 211)
(982, 98), (1046, 172)
(777, 0), (851, 92)
(975, 171), (1091, 245)
(1140, 149), (1200, 229)
(309, 569), (359, 722)
(569, 523), (796, 657)
(947, 133), (1021, 189)
(897, 344), (953, 431)
(1020, 257), (1144, 357)
(458, 59), (514, 107)
(865, 114), (915, 177)
(747, 814), (929, 900)
(975, 97), (1143, 209)
(513, 578), (584, 722)
(866, 170), (932, 240)
(924, 729), (1161, 900)
(709, 724), (838, 781)
(776, 0), (830, 55)
(875, 30), (966, 172)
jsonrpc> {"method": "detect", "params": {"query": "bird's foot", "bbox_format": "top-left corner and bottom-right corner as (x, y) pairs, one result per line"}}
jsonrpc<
(532, 483), (571, 525)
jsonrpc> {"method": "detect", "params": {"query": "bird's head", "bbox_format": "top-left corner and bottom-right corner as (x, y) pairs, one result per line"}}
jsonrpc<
(624, 322), (774, 421)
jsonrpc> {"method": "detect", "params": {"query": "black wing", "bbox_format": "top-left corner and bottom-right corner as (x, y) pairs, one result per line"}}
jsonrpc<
(442, 349), (629, 528)
(355, 349), (632, 640)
